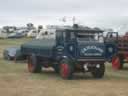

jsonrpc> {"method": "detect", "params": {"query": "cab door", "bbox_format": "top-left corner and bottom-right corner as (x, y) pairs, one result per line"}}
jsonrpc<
(105, 32), (118, 60)
(65, 31), (77, 58)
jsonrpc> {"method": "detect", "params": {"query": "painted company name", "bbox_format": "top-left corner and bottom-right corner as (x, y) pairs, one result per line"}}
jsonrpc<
(81, 46), (104, 56)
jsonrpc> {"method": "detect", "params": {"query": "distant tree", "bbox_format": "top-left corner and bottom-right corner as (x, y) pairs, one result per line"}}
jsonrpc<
(26, 23), (34, 30)
(38, 25), (43, 33)
(27, 23), (33, 27)
(3, 26), (10, 33)
(38, 25), (43, 30)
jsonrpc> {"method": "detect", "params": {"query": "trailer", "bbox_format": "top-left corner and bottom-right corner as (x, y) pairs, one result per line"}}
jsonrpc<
(108, 32), (128, 70)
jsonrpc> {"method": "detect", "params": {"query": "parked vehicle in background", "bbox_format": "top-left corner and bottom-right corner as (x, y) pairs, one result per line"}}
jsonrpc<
(27, 29), (38, 38)
(8, 32), (25, 38)
(21, 24), (116, 79)
(0, 29), (8, 39)
(16, 29), (29, 36)
(3, 47), (24, 61)
(2, 26), (16, 33)
(0, 26), (17, 39)
(36, 29), (55, 39)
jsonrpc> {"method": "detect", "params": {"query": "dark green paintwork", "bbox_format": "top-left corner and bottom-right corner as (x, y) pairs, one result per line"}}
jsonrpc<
(21, 39), (56, 57)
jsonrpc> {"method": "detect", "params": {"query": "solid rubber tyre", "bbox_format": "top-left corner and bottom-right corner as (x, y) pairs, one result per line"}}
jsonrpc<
(27, 54), (41, 73)
(91, 64), (105, 79)
(59, 59), (73, 80)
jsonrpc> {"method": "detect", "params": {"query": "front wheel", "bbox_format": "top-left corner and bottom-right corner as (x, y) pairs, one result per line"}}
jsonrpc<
(59, 59), (73, 79)
(91, 64), (105, 79)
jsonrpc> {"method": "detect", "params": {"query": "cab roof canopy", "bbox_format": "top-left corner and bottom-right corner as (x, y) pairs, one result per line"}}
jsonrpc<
(56, 24), (103, 33)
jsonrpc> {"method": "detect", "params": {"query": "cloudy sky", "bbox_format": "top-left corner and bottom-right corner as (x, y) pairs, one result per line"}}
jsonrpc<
(0, 0), (128, 32)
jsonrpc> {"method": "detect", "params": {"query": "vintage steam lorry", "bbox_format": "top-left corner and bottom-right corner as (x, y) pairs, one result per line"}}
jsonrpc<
(21, 24), (116, 79)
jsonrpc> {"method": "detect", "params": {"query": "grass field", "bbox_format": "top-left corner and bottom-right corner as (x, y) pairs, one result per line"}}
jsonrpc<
(0, 38), (128, 96)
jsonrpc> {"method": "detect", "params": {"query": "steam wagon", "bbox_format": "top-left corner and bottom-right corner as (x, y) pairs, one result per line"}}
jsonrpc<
(21, 24), (116, 79)
(109, 32), (128, 70)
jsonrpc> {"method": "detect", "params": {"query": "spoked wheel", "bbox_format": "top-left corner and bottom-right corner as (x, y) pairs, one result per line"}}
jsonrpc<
(60, 60), (73, 79)
(27, 54), (41, 73)
(112, 56), (121, 70)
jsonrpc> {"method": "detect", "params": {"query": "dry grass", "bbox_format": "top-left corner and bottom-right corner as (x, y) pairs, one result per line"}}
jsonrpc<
(0, 38), (128, 96)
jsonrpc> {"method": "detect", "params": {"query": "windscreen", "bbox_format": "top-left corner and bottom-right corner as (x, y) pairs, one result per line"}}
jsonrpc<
(77, 32), (104, 42)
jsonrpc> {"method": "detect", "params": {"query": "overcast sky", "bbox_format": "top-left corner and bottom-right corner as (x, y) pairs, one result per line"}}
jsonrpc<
(0, 0), (128, 32)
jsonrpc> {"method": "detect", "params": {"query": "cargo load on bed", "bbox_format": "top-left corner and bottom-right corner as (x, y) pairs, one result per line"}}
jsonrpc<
(22, 39), (56, 57)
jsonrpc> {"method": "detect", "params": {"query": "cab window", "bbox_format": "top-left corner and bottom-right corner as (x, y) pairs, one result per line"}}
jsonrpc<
(66, 32), (75, 41)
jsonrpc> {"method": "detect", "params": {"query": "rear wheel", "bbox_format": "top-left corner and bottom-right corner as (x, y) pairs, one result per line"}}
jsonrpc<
(91, 64), (105, 78)
(27, 54), (42, 73)
(59, 59), (73, 79)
